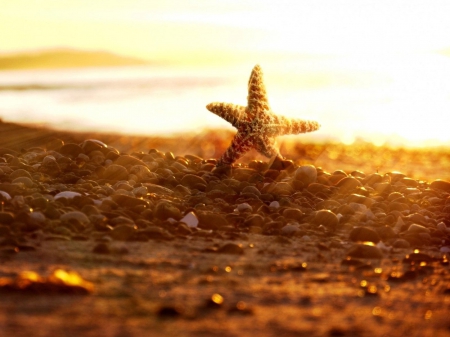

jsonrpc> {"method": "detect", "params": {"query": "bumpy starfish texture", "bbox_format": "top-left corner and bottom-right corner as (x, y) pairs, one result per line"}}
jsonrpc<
(206, 65), (320, 166)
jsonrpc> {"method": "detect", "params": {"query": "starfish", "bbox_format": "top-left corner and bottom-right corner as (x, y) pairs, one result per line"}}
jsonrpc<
(206, 65), (320, 166)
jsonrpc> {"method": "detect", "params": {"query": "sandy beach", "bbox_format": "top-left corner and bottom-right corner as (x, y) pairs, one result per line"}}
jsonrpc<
(0, 120), (449, 337)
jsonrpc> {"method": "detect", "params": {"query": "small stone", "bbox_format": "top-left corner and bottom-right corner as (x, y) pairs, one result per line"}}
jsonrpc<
(0, 212), (14, 224)
(281, 224), (301, 236)
(349, 227), (380, 243)
(294, 165), (317, 186)
(9, 169), (32, 180)
(154, 202), (181, 221)
(235, 203), (252, 212)
(110, 194), (149, 208)
(60, 143), (83, 157)
(269, 201), (280, 208)
(110, 224), (136, 241)
(430, 179), (450, 193)
(346, 243), (383, 259)
(12, 177), (34, 188)
(336, 177), (362, 194)
(54, 191), (82, 200)
(197, 212), (228, 230)
(60, 211), (90, 226)
(142, 183), (174, 196)
(180, 212), (199, 228)
(312, 210), (338, 230)
(103, 164), (128, 180)
(0, 191), (12, 201)
(139, 226), (174, 241)
(180, 174), (207, 189)
(28, 212), (46, 227)
(407, 223), (430, 234)
(92, 242), (111, 254)
(282, 208), (303, 221)
(217, 243), (244, 255)
(392, 239), (411, 248)
(241, 185), (261, 196)
(114, 155), (147, 168)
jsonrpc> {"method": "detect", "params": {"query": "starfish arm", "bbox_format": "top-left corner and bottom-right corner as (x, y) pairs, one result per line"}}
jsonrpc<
(266, 114), (321, 136)
(246, 65), (270, 119)
(206, 103), (246, 128)
(217, 132), (253, 166)
(254, 137), (281, 158)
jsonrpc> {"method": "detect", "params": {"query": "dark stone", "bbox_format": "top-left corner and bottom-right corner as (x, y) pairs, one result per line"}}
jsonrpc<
(349, 227), (380, 243)
(346, 243), (383, 259)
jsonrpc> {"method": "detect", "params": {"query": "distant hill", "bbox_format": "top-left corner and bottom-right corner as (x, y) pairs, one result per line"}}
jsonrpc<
(0, 49), (150, 70)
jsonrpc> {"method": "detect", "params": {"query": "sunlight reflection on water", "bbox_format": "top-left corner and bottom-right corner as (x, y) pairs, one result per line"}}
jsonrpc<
(0, 56), (449, 147)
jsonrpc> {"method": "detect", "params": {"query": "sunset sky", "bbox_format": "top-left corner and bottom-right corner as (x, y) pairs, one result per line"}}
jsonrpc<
(2, 0), (450, 63)
(1, 0), (450, 147)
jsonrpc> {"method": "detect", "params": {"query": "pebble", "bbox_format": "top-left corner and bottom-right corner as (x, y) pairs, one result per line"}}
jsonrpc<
(54, 191), (82, 200)
(154, 201), (182, 221)
(294, 165), (317, 186)
(346, 243), (383, 259)
(430, 179), (450, 193)
(103, 164), (128, 180)
(179, 212), (199, 228)
(349, 227), (381, 243)
(109, 225), (136, 241)
(311, 210), (339, 230)
(407, 223), (430, 234)
(217, 243), (244, 254)
(60, 211), (90, 226)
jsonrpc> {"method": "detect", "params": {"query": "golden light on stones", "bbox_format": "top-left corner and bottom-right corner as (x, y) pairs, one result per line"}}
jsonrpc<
(0, 269), (94, 294)
(211, 293), (224, 305)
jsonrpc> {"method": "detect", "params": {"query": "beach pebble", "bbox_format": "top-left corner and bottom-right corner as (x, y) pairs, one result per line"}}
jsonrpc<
(28, 211), (46, 227)
(154, 201), (181, 221)
(110, 224), (136, 241)
(12, 177), (34, 188)
(180, 212), (199, 228)
(349, 227), (380, 243)
(54, 191), (82, 200)
(346, 243), (383, 259)
(0, 212), (14, 224)
(294, 165), (317, 186)
(61, 211), (90, 226)
(217, 243), (244, 254)
(114, 155), (147, 168)
(180, 174), (207, 189)
(235, 203), (252, 213)
(407, 223), (430, 234)
(9, 169), (32, 180)
(336, 177), (362, 194)
(392, 239), (410, 248)
(311, 210), (338, 230)
(92, 242), (111, 254)
(0, 191), (12, 201)
(103, 164), (128, 181)
(60, 143), (83, 157)
(198, 212), (228, 230)
(430, 179), (450, 193)
(281, 224), (301, 236)
(269, 201), (280, 208)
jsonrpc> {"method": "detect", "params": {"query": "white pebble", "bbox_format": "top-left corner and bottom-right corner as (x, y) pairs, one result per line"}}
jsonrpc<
(54, 191), (82, 200)
(235, 203), (253, 212)
(269, 201), (280, 208)
(180, 212), (199, 228)
(0, 190), (12, 201)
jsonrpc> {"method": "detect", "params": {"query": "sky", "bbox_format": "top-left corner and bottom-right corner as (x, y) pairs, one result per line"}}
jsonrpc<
(2, 0), (450, 63)
(1, 0), (450, 147)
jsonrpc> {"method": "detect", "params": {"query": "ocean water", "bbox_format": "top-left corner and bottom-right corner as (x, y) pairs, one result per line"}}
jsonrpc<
(1, 55), (450, 147)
